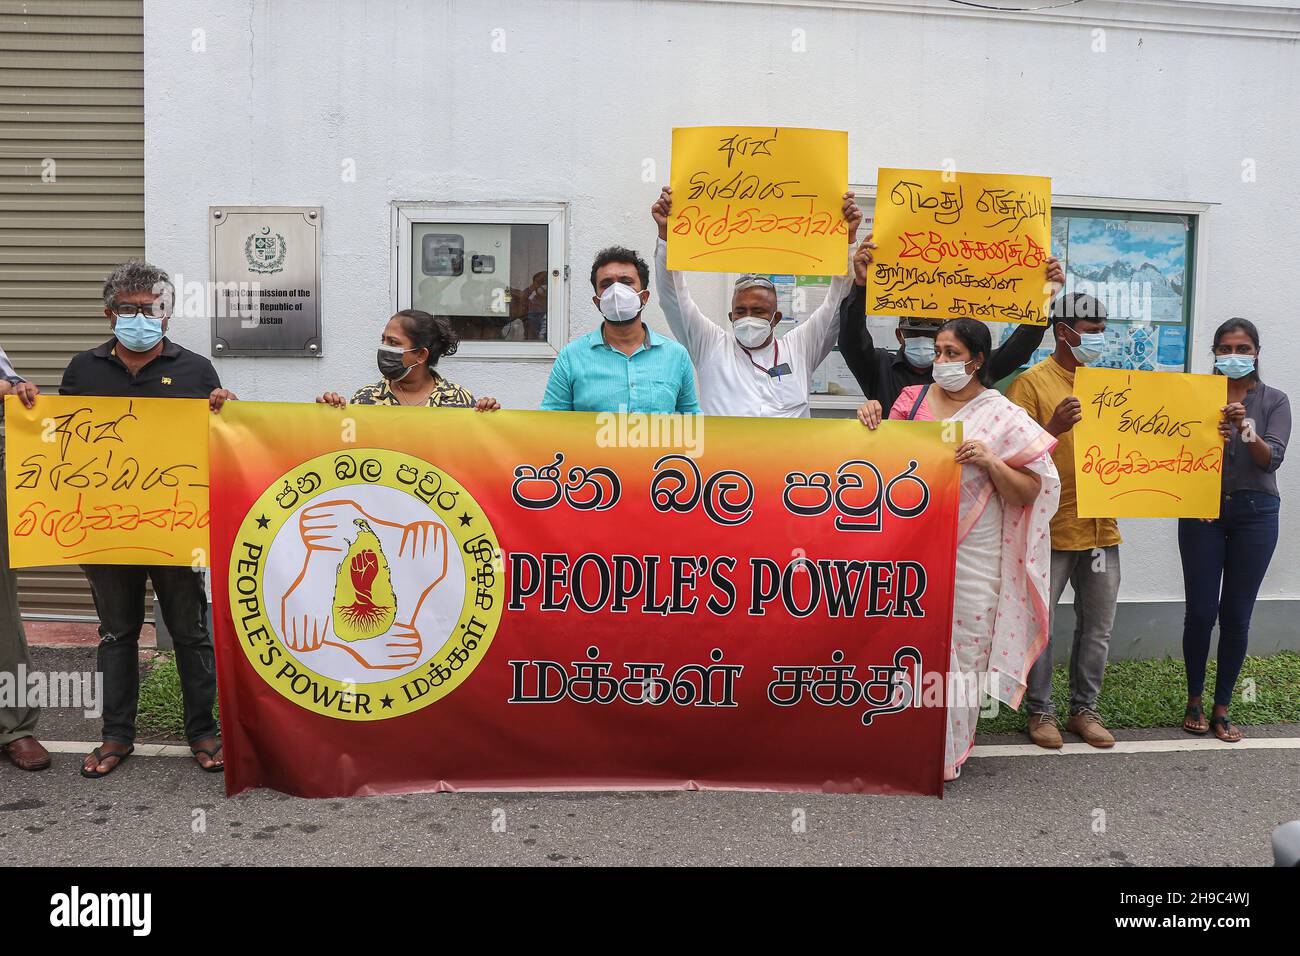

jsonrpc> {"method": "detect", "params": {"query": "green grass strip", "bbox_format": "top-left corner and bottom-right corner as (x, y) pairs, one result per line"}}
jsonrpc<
(978, 652), (1300, 734)
(136, 651), (1300, 739)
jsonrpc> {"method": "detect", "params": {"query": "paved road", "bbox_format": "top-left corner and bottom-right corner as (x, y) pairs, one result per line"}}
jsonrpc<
(3, 650), (1296, 866)
(3, 742), (1297, 866)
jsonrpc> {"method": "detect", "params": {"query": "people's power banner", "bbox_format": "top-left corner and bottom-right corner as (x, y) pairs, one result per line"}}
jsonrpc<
(210, 404), (961, 797)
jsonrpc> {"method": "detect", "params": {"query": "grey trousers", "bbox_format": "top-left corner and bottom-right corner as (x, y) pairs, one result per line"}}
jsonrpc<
(1025, 546), (1121, 716)
(0, 466), (38, 745)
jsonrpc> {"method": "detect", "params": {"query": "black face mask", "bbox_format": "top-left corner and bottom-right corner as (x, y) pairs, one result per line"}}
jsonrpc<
(378, 345), (419, 381)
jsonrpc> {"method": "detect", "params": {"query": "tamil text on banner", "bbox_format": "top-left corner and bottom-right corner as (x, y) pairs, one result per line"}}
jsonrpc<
(210, 404), (961, 797)
(868, 167), (1052, 324)
(1074, 367), (1226, 518)
(4, 394), (210, 567)
(668, 125), (849, 276)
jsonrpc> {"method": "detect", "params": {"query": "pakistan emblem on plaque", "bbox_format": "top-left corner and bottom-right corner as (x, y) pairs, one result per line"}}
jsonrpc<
(244, 226), (287, 275)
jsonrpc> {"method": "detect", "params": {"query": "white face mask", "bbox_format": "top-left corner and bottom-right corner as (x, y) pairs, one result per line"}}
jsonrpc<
(932, 359), (976, 393)
(732, 317), (773, 349)
(1061, 324), (1107, 365)
(598, 282), (645, 324)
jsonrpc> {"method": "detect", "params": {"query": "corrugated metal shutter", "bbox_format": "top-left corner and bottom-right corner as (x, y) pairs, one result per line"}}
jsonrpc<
(0, 0), (144, 619)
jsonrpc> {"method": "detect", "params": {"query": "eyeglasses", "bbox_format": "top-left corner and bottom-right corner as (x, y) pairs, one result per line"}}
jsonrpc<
(733, 274), (777, 291)
(112, 302), (168, 318)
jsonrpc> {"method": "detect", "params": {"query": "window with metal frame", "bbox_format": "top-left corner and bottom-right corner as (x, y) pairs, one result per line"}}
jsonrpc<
(392, 203), (568, 360)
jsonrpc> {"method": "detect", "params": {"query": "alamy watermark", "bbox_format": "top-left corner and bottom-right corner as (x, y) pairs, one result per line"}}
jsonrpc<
(595, 408), (705, 457)
(150, 273), (265, 328)
(0, 664), (103, 719)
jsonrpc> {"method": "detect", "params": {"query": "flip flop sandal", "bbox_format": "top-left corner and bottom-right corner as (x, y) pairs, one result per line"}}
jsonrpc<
(1209, 714), (1243, 743)
(1183, 703), (1209, 735)
(79, 745), (134, 779)
(191, 744), (225, 773)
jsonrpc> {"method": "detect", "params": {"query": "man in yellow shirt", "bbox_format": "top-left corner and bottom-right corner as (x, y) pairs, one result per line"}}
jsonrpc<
(1006, 293), (1118, 750)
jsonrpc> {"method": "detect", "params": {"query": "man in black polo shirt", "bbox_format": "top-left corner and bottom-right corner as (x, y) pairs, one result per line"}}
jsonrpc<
(60, 260), (236, 778)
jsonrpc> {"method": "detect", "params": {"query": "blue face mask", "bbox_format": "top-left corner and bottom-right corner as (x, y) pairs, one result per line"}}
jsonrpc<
(1214, 355), (1256, 379)
(1062, 325), (1106, 365)
(903, 336), (936, 368)
(113, 313), (164, 352)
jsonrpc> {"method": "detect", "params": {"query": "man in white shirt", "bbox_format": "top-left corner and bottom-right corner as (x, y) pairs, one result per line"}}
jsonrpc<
(650, 186), (862, 418)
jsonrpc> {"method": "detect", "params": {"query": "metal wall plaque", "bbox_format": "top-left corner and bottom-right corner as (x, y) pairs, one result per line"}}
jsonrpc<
(209, 205), (322, 356)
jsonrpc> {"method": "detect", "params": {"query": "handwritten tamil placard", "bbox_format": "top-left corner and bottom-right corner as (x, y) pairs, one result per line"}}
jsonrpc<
(4, 395), (210, 567)
(668, 126), (849, 275)
(868, 168), (1052, 324)
(1074, 368), (1226, 519)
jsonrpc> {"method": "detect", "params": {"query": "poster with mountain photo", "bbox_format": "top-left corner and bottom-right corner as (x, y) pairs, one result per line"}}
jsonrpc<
(1002, 210), (1193, 374)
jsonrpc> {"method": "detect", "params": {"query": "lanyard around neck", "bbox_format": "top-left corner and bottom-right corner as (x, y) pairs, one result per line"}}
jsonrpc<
(745, 339), (782, 380)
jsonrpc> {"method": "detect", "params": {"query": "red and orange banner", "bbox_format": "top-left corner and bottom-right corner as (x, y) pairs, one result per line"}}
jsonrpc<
(210, 403), (961, 797)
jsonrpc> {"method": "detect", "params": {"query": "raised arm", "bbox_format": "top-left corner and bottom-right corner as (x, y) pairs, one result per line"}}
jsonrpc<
(784, 195), (863, 373)
(652, 186), (725, 362)
(835, 237), (880, 398)
(987, 321), (1049, 383)
(787, 243), (855, 375)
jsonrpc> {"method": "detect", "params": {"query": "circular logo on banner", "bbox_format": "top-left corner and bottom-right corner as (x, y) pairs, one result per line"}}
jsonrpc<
(229, 449), (503, 720)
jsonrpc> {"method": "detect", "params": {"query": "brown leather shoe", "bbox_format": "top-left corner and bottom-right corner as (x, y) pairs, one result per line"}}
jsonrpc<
(1027, 712), (1063, 749)
(1066, 709), (1115, 748)
(3, 736), (51, 771)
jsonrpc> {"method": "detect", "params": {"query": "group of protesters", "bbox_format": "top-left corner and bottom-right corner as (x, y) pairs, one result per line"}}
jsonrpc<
(0, 188), (1289, 783)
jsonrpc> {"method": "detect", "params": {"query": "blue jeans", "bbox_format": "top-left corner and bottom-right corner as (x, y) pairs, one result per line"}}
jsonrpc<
(1177, 491), (1280, 708)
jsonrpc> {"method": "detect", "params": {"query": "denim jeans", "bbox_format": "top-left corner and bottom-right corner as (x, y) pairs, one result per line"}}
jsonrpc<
(1025, 546), (1121, 716)
(1178, 490), (1280, 708)
(81, 565), (218, 747)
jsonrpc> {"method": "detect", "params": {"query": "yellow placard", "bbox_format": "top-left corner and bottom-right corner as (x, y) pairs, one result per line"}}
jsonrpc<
(868, 167), (1052, 324)
(4, 395), (211, 567)
(668, 125), (849, 275)
(1073, 368), (1226, 519)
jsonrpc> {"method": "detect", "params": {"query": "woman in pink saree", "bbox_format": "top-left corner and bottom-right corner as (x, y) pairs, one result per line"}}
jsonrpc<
(859, 318), (1060, 780)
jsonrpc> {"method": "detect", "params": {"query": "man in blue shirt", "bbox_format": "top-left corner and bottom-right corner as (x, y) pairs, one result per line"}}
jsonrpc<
(541, 246), (699, 414)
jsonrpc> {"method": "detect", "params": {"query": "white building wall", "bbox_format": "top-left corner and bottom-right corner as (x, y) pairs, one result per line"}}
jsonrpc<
(144, 0), (1300, 605)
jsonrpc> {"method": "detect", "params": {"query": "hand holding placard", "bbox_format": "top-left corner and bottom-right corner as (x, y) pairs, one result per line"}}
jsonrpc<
(1073, 367), (1226, 518)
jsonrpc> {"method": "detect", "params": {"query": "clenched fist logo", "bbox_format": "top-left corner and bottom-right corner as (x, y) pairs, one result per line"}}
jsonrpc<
(279, 500), (445, 669)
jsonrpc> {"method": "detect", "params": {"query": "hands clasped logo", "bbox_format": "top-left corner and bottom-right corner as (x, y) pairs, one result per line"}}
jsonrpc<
(230, 450), (503, 720)
(282, 501), (447, 672)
